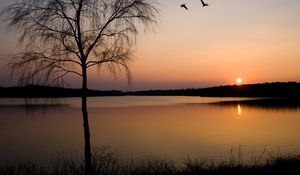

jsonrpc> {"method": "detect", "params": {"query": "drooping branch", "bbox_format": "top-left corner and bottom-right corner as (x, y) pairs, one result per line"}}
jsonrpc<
(1, 0), (159, 86)
(8, 50), (82, 85)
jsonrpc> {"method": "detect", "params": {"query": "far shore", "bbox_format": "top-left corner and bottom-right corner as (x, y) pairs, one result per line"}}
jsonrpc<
(1, 82), (300, 98)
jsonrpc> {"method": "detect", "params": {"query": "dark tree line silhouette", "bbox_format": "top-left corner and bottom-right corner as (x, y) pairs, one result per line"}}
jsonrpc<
(1, 82), (300, 98)
(127, 82), (300, 98)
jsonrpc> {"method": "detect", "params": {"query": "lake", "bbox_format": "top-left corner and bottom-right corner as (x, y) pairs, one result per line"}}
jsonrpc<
(1, 96), (300, 165)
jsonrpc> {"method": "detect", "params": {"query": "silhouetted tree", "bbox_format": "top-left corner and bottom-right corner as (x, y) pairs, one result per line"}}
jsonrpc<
(1, 0), (159, 175)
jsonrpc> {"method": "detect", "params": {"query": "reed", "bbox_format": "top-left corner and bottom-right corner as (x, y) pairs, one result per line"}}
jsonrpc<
(1, 146), (300, 175)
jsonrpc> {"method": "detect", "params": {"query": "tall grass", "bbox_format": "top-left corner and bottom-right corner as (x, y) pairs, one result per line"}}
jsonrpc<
(1, 146), (300, 175)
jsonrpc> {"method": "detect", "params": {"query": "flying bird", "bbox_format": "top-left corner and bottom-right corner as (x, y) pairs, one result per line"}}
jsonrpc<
(200, 0), (209, 7)
(181, 4), (188, 10)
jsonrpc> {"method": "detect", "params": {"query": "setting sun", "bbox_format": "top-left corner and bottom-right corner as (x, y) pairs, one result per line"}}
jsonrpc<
(236, 78), (243, 85)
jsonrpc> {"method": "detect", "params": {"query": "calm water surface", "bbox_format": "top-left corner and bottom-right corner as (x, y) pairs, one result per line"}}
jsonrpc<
(0, 96), (300, 165)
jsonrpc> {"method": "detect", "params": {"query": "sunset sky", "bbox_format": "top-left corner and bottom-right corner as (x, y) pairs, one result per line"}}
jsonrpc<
(1, 0), (300, 90)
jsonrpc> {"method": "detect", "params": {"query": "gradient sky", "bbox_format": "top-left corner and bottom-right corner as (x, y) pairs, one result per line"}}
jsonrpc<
(1, 0), (300, 90)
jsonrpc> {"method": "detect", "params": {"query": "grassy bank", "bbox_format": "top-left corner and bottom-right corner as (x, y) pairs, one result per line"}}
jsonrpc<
(1, 148), (300, 175)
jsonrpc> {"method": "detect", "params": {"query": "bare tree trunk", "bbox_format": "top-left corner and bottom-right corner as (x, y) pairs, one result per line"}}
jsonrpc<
(81, 65), (92, 175)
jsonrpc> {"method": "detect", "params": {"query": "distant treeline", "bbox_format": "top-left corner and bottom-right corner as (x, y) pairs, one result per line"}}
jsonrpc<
(0, 82), (300, 98)
(128, 82), (300, 97)
(0, 85), (123, 98)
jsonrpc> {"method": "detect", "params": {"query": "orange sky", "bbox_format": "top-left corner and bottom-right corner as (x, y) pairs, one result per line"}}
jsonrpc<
(1, 0), (300, 90)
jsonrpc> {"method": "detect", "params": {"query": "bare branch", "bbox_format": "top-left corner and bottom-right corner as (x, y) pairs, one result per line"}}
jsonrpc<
(1, 0), (159, 86)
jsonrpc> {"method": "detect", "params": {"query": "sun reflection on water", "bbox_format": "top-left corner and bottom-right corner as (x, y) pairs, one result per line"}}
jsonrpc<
(237, 104), (242, 118)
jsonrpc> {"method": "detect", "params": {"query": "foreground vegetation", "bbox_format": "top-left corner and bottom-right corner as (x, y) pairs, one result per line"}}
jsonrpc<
(1, 147), (300, 175)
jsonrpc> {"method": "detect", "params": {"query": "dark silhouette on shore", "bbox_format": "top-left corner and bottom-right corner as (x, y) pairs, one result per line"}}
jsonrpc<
(0, 85), (123, 98)
(181, 4), (188, 10)
(1, 82), (300, 98)
(127, 82), (300, 98)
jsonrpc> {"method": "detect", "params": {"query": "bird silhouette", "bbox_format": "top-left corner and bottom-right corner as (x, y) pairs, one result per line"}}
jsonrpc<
(200, 0), (209, 7)
(181, 4), (188, 10)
